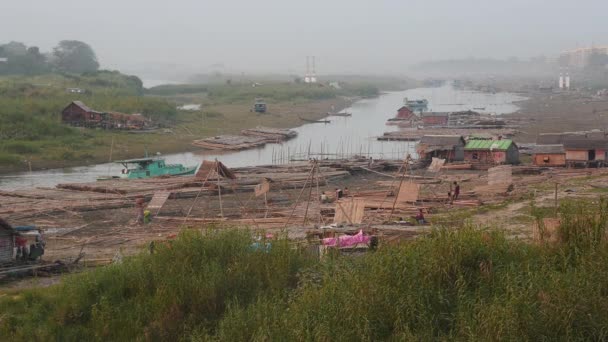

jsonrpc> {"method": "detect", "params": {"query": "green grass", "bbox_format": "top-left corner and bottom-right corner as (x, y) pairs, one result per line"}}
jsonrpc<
(3, 211), (608, 341)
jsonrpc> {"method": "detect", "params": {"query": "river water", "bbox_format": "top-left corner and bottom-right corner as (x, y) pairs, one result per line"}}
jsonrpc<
(0, 83), (525, 190)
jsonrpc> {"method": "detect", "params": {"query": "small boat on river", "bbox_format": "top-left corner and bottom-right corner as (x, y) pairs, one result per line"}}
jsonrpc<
(403, 98), (428, 112)
(98, 156), (198, 180)
(299, 116), (331, 124)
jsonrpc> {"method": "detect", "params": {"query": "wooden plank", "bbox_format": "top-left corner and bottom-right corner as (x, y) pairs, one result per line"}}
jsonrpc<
(146, 191), (171, 214)
(397, 182), (420, 203)
(254, 180), (270, 197)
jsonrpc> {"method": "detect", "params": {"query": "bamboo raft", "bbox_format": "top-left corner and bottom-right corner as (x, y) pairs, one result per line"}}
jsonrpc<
(241, 126), (297, 140)
(192, 135), (268, 150)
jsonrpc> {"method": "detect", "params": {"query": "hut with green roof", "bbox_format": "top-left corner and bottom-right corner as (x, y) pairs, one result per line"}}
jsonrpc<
(464, 138), (519, 165)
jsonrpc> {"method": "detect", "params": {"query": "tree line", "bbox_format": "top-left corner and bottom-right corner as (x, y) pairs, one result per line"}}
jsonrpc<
(0, 40), (99, 75)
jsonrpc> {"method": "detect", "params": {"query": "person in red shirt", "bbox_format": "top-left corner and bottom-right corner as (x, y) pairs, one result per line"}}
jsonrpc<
(453, 181), (461, 200)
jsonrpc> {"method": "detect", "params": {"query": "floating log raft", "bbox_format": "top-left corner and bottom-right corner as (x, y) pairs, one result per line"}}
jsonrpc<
(192, 135), (268, 150)
(241, 126), (298, 141)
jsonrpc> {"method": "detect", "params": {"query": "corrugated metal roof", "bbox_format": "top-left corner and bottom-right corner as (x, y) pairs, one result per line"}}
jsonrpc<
(531, 144), (565, 154)
(537, 132), (608, 150)
(421, 112), (450, 117)
(72, 100), (93, 112)
(465, 139), (514, 150)
(419, 135), (465, 147)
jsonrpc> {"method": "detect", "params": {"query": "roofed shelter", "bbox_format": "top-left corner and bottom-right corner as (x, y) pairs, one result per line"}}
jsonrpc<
(531, 144), (566, 167)
(61, 101), (104, 127)
(464, 139), (519, 165)
(417, 135), (465, 162)
(0, 218), (15, 264)
(537, 132), (608, 167)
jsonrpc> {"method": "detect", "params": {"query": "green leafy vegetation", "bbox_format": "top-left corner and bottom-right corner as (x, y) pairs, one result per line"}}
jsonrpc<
(2, 207), (608, 341)
(0, 40), (99, 75)
(0, 72), (175, 168)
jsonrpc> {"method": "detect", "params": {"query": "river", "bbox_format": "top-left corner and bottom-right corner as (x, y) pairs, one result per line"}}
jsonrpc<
(0, 83), (525, 190)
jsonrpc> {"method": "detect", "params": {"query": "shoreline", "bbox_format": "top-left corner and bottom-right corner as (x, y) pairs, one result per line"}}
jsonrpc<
(0, 97), (356, 176)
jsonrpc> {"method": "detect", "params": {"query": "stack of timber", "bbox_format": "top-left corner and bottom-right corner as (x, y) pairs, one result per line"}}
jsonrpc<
(241, 126), (298, 141)
(0, 188), (133, 221)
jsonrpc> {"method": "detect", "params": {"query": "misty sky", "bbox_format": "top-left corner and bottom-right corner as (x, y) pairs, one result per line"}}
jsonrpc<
(2, 0), (607, 76)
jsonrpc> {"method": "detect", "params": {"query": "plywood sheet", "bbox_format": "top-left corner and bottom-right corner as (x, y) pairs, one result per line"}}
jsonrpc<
(334, 198), (365, 224)
(488, 165), (512, 185)
(428, 157), (446, 172)
(254, 180), (270, 197)
(397, 182), (420, 203)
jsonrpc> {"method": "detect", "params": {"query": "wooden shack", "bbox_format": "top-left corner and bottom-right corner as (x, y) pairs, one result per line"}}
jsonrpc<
(531, 144), (566, 167)
(537, 132), (608, 167)
(464, 139), (519, 165)
(417, 135), (465, 162)
(61, 101), (104, 127)
(421, 112), (449, 126)
(395, 106), (415, 120)
(0, 218), (15, 263)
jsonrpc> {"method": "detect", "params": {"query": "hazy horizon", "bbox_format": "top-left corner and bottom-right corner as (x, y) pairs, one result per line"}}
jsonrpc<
(3, 0), (608, 78)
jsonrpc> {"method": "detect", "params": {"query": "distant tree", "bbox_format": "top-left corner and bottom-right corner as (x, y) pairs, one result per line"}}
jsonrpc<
(0, 42), (49, 75)
(52, 40), (99, 74)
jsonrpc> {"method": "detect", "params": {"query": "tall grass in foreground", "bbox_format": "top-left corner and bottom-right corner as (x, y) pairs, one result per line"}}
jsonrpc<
(2, 222), (608, 341)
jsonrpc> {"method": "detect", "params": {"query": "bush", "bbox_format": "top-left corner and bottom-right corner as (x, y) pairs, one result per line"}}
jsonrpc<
(3, 223), (608, 341)
(3, 141), (40, 154)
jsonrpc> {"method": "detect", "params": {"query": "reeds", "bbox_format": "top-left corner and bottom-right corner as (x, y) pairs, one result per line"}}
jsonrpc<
(2, 222), (608, 341)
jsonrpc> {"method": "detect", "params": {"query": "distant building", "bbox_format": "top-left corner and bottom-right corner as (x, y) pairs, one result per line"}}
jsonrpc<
(560, 46), (608, 68)
(395, 106), (415, 120)
(421, 112), (449, 126)
(0, 219), (15, 264)
(417, 135), (466, 162)
(531, 144), (566, 167)
(61, 101), (150, 130)
(464, 139), (519, 165)
(537, 131), (608, 167)
(61, 101), (104, 127)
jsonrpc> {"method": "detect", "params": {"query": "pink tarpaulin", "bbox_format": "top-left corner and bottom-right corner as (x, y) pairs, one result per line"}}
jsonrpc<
(322, 230), (371, 248)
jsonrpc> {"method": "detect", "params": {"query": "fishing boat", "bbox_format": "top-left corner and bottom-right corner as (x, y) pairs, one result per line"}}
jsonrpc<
(299, 116), (331, 124)
(328, 111), (352, 117)
(99, 156), (198, 180)
(403, 98), (428, 111)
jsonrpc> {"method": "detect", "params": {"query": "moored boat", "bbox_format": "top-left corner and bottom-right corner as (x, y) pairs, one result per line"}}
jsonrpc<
(98, 157), (198, 180)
